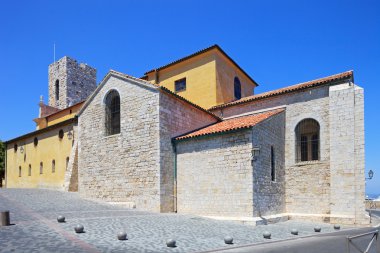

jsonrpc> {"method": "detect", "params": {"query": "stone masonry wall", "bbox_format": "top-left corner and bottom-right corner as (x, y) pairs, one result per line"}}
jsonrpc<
(212, 86), (332, 215)
(159, 92), (219, 212)
(176, 130), (253, 217)
(78, 75), (161, 212)
(252, 111), (286, 216)
(329, 83), (368, 224)
(49, 56), (97, 109)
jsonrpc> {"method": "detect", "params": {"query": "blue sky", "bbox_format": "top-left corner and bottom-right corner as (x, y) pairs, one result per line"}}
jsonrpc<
(0, 0), (379, 194)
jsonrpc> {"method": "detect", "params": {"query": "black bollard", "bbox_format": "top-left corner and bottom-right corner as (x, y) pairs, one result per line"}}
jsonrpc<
(0, 211), (10, 226)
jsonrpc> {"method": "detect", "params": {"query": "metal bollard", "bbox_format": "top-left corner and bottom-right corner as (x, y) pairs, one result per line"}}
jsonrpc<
(0, 211), (10, 226)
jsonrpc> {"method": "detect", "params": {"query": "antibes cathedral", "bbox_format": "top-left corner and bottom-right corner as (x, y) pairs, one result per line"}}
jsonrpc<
(4, 45), (369, 225)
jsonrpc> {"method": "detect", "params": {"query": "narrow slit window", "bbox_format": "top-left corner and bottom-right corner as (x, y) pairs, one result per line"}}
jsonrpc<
(271, 146), (275, 181)
(40, 162), (43, 174)
(55, 80), (59, 101)
(28, 164), (31, 176)
(52, 160), (56, 173)
(19, 166), (22, 177)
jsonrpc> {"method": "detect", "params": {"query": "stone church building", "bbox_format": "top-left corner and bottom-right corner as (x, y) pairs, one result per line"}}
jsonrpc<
(5, 45), (368, 225)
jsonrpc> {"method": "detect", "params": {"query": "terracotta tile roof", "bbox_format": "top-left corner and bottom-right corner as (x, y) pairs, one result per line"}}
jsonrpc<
(144, 44), (259, 87)
(176, 108), (284, 140)
(209, 70), (353, 110)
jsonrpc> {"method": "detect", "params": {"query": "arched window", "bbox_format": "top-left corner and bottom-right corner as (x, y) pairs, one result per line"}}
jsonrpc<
(28, 164), (32, 176)
(34, 137), (38, 147)
(105, 90), (120, 135)
(234, 77), (241, 100)
(295, 119), (320, 162)
(40, 162), (43, 174)
(55, 80), (59, 101)
(19, 166), (22, 177)
(52, 160), (56, 173)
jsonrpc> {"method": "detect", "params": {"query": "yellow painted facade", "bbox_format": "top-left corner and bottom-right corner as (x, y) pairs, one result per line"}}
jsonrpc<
(35, 102), (83, 130)
(145, 47), (257, 109)
(5, 122), (74, 189)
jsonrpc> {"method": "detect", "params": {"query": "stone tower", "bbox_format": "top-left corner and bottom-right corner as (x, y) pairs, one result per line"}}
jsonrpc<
(48, 56), (97, 109)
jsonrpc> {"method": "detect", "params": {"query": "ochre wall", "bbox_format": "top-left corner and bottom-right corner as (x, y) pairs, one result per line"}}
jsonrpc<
(6, 124), (74, 189)
(146, 48), (257, 109)
(46, 103), (82, 127)
(147, 50), (217, 109)
(215, 53), (256, 106)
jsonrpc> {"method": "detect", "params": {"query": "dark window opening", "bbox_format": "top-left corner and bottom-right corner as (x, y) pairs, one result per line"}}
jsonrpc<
(58, 129), (64, 139)
(52, 160), (56, 173)
(105, 90), (121, 135)
(66, 157), (69, 171)
(234, 77), (241, 100)
(14, 144), (18, 152)
(55, 80), (59, 101)
(175, 78), (186, 92)
(271, 146), (275, 181)
(19, 166), (22, 177)
(34, 137), (38, 147)
(295, 119), (320, 162)
(28, 164), (31, 176)
(40, 162), (43, 174)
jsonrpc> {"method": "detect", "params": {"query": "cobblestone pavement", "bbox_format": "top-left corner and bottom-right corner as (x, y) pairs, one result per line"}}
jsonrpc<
(0, 189), (345, 253)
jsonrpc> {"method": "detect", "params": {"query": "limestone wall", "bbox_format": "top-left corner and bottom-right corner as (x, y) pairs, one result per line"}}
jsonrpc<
(159, 91), (219, 212)
(252, 111), (286, 216)
(49, 56), (96, 109)
(176, 130), (254, 217)
(329, 84), (367, 224)
(210, 82), (368, 224)
(78, 76), (161, 211)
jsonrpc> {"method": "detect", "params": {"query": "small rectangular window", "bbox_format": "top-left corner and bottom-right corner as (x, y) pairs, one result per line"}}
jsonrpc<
(175, 78), (186, 92)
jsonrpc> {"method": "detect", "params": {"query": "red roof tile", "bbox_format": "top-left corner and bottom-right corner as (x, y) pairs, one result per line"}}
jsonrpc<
(209, 70), (353, 110)
(176, 109), (284, 140)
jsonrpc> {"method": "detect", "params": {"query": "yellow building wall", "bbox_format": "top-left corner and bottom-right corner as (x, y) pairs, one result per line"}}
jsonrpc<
(146, 48), (257, 109)
(46, 103), (82, 127)
(6, 124), (74, 189)
(215, 52), (256, 106)
(147, 50), (218, 109)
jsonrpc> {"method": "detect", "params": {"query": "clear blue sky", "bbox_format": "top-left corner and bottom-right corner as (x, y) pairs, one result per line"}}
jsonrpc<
(0, 0), (379, 194)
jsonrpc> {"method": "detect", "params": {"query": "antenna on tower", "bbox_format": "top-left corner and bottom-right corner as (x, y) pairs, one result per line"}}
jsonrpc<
(53, 42), (56, 62)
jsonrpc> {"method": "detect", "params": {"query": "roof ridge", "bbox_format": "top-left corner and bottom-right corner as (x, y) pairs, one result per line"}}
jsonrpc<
(209, 70), (353, 110)
(143, 44), (259, 86)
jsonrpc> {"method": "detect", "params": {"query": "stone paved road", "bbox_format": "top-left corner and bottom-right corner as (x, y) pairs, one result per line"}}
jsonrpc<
(0, 189), (356, 253)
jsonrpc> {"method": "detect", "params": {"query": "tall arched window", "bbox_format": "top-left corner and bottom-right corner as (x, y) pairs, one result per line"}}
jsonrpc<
(105, 90), (121, 135)
(40, 162), (43, 174)
(19, 166), (22, 177)
(234, 77), (241, 100)
(55, 80), (60, 101)
(52, 160), (56, 173)
(295, 119), (320, 162)
(28, 164), (32, 176)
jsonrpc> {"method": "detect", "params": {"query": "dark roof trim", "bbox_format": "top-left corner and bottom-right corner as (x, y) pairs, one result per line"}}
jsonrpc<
(209, 70), (353, 110)
(159, 86), (222, 121)
(144, 44), (259, 87)
(5, 117), (77, 144)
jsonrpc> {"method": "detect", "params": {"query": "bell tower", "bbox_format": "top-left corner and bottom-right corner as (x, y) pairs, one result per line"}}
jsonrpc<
(48, 56), (97, 109)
